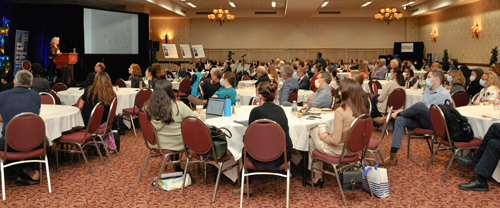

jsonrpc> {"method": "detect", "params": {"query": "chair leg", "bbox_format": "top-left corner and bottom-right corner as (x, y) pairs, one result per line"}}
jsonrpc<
(154, 155), (169, 191)
(44, 156), (52, 194)
(55, 145), (60, 174)
(310, 157), (315, 195)
(77, 144), (93, 175)
(98, 136), (114, 163)
(93, 139), (106, 166)
(130, 115), (137, 137)
(204, 162), (207, 185)
(426, 143), (441, 172)
(426, 138), (433, 155)
(286, 165), (290, 208)
(1, 161), (5, 202)
(180, 157), (191, 196)
(370, 151), (379, 166)
(333, 165), (347, 207)
(441, 151), (458, 182)
(239, 168), (246, 208)
(407, 135), (411, 158)
(138, 151), (152, 183)
(212, 162), (224, 203)
(377, 150), (386, 166)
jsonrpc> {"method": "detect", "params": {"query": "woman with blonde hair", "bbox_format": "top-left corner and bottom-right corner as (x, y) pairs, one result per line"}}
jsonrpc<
(128, 63), (143, 88)
(473, 71), (500, 104)
(267, 65), (279, 82)
(447, 70), (466, 94)
(358, 61), (369, 80)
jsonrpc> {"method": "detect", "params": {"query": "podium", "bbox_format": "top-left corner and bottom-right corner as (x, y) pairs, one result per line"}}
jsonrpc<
(54, 53), (78, 78)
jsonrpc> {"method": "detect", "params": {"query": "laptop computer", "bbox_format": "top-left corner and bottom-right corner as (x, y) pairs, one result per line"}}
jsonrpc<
(206, 98), (226, 119)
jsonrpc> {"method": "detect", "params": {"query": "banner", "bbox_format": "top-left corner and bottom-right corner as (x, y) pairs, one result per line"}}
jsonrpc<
(179, 44), (192, 58)
(161, 44), (178, 58)
(191, 45), (205, 58)
(14, 30), (29, 76)
(401, 43), (414, 53)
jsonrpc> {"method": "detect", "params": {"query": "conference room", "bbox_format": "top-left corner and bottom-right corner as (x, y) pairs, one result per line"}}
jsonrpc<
(0, 0), (499, 207)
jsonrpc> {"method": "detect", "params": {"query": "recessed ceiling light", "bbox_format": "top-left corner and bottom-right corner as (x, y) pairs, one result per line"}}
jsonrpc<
(186, 2), (196, 8)
(229, 1), (236, 8)
(361, 1), (372, 7)
(402, 1), (415, 7)
(321, 1), (329, 8)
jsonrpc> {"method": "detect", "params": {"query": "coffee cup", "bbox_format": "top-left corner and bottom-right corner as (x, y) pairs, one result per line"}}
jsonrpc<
(196, 105), (203, 112)
(318, 123), (327, 133)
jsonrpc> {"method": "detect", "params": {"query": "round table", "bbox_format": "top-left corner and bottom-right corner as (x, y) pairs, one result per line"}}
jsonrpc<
(57, 88), (139, 115)
(0, 104), (84, 145)
(337, 72), (350, 80)
(237, 80), (257, 89)
(236, 89), (315, 105)
(456, 105), (500, 139)
(405, 89), (425, 107)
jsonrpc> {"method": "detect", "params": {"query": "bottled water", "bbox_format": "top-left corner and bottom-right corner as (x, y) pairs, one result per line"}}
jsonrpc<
(292, 101), (298, 118)
(235, 94), (241, 108)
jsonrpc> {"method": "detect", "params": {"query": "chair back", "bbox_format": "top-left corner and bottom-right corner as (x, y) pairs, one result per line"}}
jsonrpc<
(138, 111), (159, 149)
(249, 97), (259, 105)
(86, 103), (105, 137)
(288, 92), (298, 103)
(186, 72), (192, 80)
(105, 98), (118, 130)
(52, 83), (68, 92)
(4, 112), (45, 155)
(244, 119), (286, 163)
(198, 85), (205, 100)
(373, 81), (382, 95)
(116, 78), (127, 88)
(75, 96), (83, 108)
(179, 78), (191, 93)
(242, 76), (251, 80)
(471, 93), (480, 103)
(48, 90), (61, 105)
(451, 91), (469, 108)
(181, 116), (213, 158)
(22, 60), (31, 70)
(386, 88), (406, 112)
(340, 115), (372, 162)
(200, 77), (206, 83)
(134, 89), (153, 113)
(39, 92), (56, 105)
(166, 70), (174, 79)
(330, 88), (336, 97)
(429, 104), (448, 139)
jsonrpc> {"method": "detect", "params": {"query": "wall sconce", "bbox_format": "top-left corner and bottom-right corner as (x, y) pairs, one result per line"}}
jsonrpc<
(430, 29), (437, 42)
(471, 22), (480, 38)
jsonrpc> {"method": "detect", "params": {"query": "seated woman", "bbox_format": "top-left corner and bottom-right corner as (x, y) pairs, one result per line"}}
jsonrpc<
(472, 71), (500, 104)
(349, 71), (370, 110)
(144, 79), (206, 171)
(358, 61), (369, 80)
(212, 72), (237, 105)
(190, 64), (203, 97)
(447, 70), (466, 95)
(449, 59), (458, 70)
(468, 68), (484, 99)
(78, 72), (117, 151)
(56, 66), (77, 87)
(309, 79), (368, 187)
(268, 65), (279, 82)
(327, 67), (338, 89)
(152, 63), (166, 80)
(371, 67), (405, 122)
(145, 67), (159, 89)
(404, 68), (418, 88)
(128, 63), (144, 88)
(84, 72), (95, 88)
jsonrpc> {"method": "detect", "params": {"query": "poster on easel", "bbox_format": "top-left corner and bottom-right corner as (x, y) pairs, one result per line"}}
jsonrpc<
(162, 44), (178, 58)
(179, 44), (192, 58)
(191, 45), (205, 58)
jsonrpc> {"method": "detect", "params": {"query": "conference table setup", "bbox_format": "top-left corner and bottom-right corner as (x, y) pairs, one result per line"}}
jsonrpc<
(337, 72), (351, 80)
(57, 87), (139, 115)
(236, 88), (314, 105)
(362, 79), (389, 93)
(124, 79), (180, 90)
(237, 80), (283, 89)
(0, 104), (84, 145)
(456, 105), (500, 139)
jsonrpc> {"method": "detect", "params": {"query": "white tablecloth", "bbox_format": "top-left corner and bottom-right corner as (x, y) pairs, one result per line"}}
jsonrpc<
(205, 105), (335, 161)
(414, 70), (427, 79)
(237, 80), (283, 89)
(337, 72), (350, 80)
(0, 104), (84, 145)
(456, 106), (500, 139)
(124, 80), (179, 90)
(58, 88), (139, 116)
(362, 80), (389, 93)
(405, 89), (425, 107)
(236, 89), (314, 105)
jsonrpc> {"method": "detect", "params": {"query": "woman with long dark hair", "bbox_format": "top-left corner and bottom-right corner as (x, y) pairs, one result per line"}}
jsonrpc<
(145, 67), (158, 89)
(56, 66), (77, 87)
(144, 79), (206, 170)
(372, 66), (405, 122)
(309, 79), (368, 187)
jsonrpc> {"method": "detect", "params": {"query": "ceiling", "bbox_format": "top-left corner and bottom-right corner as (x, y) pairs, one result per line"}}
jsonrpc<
(3, 0), (478, 18)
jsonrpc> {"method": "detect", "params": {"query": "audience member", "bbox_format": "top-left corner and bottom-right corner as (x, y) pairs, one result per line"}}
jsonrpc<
(55, 66), (77, 88)
(310, 63), (323, 92)
(467, 68), (484, 99)
(152, 63), (166, 80)
(128, 63), (144, 88)
(78, 72), (117, 128)
(327, 67), (338, 89)
(95, 62), (105, 73)
(372, 67), (405, 123)
(404, 68), (418, 88)
(212, 72), (237, 105)
(278, 66), (299, 106)
(314, 52), (327, 70)
(308, 71), (333, 108)
(174, 62), (187, 78)
(472, 71), (500, 104)
(297, 61), (310, 90)
(30, 63), (50, 93)
(254, 66), (271, 87)
(447, 70), (466, 94)
(268, 65), (279, 82)
(371, 58), (387, 80)
(190, 64), (203, 97)
(188, 69), (222, 106)
(145, 67), (158, 89)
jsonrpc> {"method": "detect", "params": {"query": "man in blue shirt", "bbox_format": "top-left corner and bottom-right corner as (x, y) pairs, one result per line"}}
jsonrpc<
(278, 65), (299, 106)
(308, 71), (333, 108)
(371, 59), (388, 80)
(0, 70), (44, 185)
(385, 69), (451, 165)
(174, 62), (187, 78)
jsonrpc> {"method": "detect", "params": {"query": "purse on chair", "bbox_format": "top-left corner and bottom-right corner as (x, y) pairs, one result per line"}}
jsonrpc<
(200, 126), (231, 160)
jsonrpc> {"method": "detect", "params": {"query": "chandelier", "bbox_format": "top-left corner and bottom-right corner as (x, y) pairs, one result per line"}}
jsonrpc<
(374, 8), (403, 25)
(208, 7), (235, 26)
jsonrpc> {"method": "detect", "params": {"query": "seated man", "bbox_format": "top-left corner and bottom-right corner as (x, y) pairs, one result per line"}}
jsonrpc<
(385, 69), (451, 165)
(188, 69), (222, 106)
(94, 62), (105, 73)
(278, 65), (299, 106)
(308, 71), (333, 108)
(0, 70), (45, 185)
(254, 66), (271, 87)
(371, 58), (387, 80)
(174, 62), (187, 78)
(457, 123), (500, 192)
(30, 63), (50, 93)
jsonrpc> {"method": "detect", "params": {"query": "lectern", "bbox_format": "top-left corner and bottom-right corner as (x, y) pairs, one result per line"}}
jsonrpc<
(54, 53), (78, 78)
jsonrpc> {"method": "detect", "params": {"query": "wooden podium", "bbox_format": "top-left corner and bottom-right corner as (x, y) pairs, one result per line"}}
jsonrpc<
(54, 53), (78, 78)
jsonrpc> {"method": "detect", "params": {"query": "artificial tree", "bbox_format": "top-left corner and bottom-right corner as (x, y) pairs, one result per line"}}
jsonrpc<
(442, 49), (450, 71)
(490, 46), (498, 65)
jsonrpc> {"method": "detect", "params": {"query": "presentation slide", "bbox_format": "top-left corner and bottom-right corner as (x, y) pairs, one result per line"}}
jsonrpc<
(162, 44), (178, 58)
(179, 44), (192, 58)
(192, 45), (205, 58)
(84, 8), (139, 54)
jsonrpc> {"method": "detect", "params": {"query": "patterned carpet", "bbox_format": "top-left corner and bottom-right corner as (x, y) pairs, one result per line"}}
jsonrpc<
(2, 126), (499, 207)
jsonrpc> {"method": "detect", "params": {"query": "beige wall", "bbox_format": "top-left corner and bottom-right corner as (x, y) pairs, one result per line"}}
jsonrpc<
(150, 18), (192, 69)
(418, 0), (500, 65)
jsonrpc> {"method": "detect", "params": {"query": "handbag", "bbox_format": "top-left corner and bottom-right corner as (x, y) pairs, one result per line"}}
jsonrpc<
(200, 126), (231, 160)
(362, 163), (390, 198)
(340, 170), (363, 191)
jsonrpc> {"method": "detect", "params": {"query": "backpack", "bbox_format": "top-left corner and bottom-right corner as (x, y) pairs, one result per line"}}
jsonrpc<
(438, 100), (474, 143)
(112, 113), (126, 135)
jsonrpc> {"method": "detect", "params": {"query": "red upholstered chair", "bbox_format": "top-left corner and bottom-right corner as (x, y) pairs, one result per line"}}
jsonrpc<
(249, 97), (259, 105)
(52, 83), (68, 92)
(240, 119), (291, 207)
(175, 78), (191, 100)
(166, 70), (174, 79)
(426, 104), (482, 182)
(54, 103), (106, 175)
(287, 92), (298, 103)
(186, 72), (192, 80)
(471, 93), (480, 103)
(310, 114), (373, 207)
(200, 77), (206, 83)
(138, 111), (185, 190)
(92, 98), (118, 162)
(39, 92), (55, 105)
(1, 112), (51, 201)
(242, 75), (251, 80)
(22, 60), (31, 70)
(116, 78), (127, 88)
(451, 91), (469, 108)
(368, 80), (382, 98)
(180, 116), (238, 203)
(123, 89), (152, 137)
(48, 90), (61, 105)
